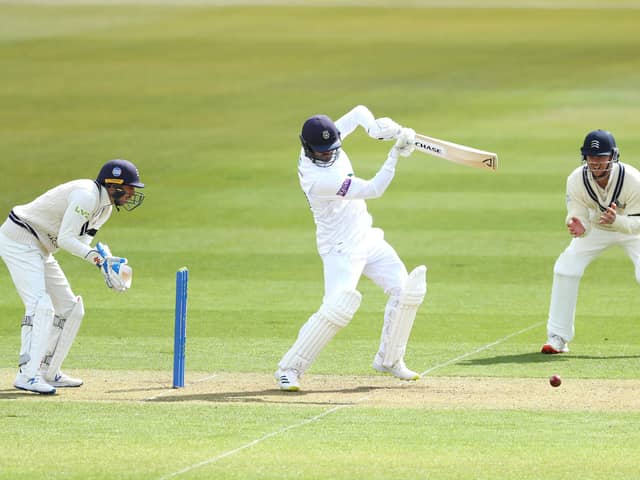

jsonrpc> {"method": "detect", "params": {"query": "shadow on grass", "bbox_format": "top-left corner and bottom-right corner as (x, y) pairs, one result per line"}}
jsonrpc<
(0, 388), (58, 400)
(145, 384), (387, 405)
(459, 352), (640, 366)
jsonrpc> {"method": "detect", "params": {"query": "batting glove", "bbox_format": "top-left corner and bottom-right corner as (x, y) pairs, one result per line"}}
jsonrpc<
(367, 117), (402, 141)
(392, 127), (416, 157)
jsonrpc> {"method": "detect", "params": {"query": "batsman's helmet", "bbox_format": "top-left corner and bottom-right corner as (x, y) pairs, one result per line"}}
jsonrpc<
(580, 129), (619, 162)
(300, 114), (342, 167)
(96, 159), (145, 211)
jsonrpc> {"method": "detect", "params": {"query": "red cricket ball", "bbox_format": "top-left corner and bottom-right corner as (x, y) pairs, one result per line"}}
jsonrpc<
(549, 374), (562, 387)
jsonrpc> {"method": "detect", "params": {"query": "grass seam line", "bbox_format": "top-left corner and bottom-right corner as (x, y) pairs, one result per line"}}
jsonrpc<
(156, 403), (353, 480)
(420, 321), (545, 376)
(154, 321), (543, 479)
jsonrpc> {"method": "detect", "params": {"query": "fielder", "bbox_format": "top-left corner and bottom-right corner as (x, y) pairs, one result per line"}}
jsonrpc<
(275, 105), (427, 391)
(542, 130), (640, 353)
(0, 159), (144, 394)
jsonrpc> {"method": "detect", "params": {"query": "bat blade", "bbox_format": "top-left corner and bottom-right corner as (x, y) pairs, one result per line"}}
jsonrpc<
(413, 133), (498, 171)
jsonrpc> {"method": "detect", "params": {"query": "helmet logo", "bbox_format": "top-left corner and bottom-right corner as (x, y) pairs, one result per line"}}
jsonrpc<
(322, 130), (330, 140)
(112, 167), (122, 177)
(590, 140), (600, 149)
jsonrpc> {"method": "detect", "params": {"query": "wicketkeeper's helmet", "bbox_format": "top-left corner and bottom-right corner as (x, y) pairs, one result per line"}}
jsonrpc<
(97, 159), (145, 188)
(580, 129), (619, 162)
(300, 115), (342, 167)
(96, 159), (145, 211)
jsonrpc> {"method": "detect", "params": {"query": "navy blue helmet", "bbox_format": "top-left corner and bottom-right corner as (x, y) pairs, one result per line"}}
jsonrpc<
(300, 115), (342, 167)
(97, 159), (145, 188)
(580, 129), (619, 162)
(96, 159), (145, 211)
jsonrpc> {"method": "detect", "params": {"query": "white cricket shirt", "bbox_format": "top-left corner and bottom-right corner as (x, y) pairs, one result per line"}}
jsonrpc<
(297, 106), (399, 255)
(566, 161), (640, 235)
(8, 179), (113, 258)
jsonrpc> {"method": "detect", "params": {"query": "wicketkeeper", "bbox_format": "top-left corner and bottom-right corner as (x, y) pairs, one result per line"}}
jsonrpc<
(543, 130), (640, 353)
(0, 159), (144, 394)
(275, 105), (427, 391)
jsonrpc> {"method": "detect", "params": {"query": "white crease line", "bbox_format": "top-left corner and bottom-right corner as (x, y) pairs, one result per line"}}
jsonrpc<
(156, 321), (542, 479)
(420, 321), (544, 376)
(157, 403), (352, 480)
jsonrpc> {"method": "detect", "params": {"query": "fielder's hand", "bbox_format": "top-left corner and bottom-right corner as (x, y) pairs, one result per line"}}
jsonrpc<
(599, 202), (617, 225)
(392, 127), (416, 157)
(567, 217), (586, 237)
(367, 117), (402, 141)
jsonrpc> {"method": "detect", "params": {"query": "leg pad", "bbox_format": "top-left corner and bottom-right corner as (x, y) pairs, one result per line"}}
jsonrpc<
(278, 290), (362, 374)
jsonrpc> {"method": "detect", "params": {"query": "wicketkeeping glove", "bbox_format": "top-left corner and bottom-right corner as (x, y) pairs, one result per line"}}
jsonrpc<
(86, 242), (132, 292)
(367, 117), (402, 141)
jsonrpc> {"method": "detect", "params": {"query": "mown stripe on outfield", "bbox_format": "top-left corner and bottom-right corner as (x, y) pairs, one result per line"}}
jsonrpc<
(3, 0), (640, 9)
(156, 404), (352, 480)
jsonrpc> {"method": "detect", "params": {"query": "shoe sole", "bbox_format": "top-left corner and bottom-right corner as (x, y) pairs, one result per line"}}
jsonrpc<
(14, 385), (57, 395)
(49, 382), (83, 388)
(541, 344), (568, 354)
(275, 371), (300, 391)
(372, 364), (420, 381)
(279, 386), (300, 392)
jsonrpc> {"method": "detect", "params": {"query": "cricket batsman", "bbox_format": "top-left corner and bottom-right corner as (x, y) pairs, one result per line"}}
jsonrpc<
(275, 105), (427, 391)
(0, 159), (144, 394)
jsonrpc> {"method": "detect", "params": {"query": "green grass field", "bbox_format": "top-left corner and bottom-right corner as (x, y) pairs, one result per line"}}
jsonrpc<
(2, 1), (640, 479)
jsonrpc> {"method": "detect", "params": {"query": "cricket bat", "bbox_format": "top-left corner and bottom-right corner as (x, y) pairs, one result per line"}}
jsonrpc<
(413, 133), (498, 171)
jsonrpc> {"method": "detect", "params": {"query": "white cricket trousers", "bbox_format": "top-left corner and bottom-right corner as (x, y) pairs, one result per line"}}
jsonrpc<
(0, 230), (76, 372)
(321, 228), (408, 301)
(277, 227), (408, 372)
(548, 227), (640, 342)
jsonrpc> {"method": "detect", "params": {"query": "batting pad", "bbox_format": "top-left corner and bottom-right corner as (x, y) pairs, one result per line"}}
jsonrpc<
(279, 290), (362, 374)
(42, 296), (84, 380)
(382, 265), (427, 368)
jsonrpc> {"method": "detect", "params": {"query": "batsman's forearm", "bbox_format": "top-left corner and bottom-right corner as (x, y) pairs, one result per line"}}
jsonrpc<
(364, 149), (398, 198)
(335, 105), (376, 139)
(338, 151), (398, 200)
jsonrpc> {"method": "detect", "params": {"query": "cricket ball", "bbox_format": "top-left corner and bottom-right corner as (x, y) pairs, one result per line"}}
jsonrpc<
(549, 374), (562, 387)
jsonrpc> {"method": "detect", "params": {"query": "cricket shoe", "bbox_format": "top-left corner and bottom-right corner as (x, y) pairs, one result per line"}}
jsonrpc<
(275, 369), (300, 392)
(541, 335), (569, 354)
(45, 371), (83, 388)
(372, 355), (420, 381)
(14, 371), (56, 395)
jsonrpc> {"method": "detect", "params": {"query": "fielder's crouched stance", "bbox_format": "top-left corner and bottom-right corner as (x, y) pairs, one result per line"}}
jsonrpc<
(542, 130), (640, 354)
(275, 105), (426, 391)
(0, 159), (144, 394)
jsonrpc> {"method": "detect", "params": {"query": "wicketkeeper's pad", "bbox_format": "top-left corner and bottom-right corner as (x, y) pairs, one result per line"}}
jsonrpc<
(42, 295), (84, 381)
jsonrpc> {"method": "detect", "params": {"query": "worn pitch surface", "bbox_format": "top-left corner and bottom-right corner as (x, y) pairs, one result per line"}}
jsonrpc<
(2, 369), (639, 411)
